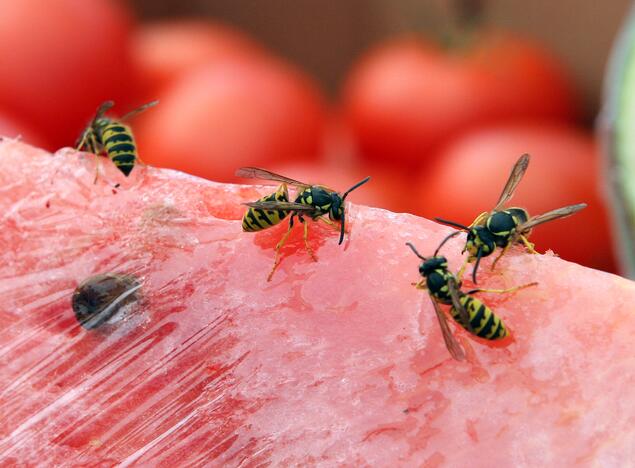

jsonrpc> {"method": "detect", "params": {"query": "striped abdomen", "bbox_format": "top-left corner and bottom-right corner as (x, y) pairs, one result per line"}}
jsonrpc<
(450, 295), (508, 340)
(242, 184), (289, 232)
(101, 122), (137, 176)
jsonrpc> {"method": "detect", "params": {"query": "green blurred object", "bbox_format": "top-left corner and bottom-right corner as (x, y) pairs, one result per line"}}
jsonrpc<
(601, 2), (635, 278)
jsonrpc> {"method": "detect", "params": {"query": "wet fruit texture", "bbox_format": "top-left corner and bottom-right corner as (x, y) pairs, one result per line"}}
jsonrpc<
(1, 142), (634, 465)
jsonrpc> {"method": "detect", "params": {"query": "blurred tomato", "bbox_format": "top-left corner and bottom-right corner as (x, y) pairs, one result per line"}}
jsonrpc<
(416, 123), (615, 272)
(137, 58), (327, 182)
(342, 31), (579, 167)
(0, 0), (135, 149)
(130, 20), (266, 98)
(0, 109), (47, 147)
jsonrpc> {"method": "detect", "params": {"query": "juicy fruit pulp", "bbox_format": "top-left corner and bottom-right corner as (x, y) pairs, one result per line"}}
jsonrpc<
(1, 141), (635, 465)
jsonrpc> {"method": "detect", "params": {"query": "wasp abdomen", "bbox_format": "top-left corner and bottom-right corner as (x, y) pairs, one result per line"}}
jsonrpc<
(242, 185), (289, 232)
(102, 123), (137, 176)
(450, 296), (508, 340)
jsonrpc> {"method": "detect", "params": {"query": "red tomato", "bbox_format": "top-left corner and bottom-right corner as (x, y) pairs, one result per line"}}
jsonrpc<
(0, 109), (47, 147)
(342, 31), (579, 167)
(130, 20), (266, 98)
(416, 123), (616, 272)
(136, 59), (327, 182)
(0, 0), (135, 149)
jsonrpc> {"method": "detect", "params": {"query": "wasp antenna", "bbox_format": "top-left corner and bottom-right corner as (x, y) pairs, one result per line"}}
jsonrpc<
(472, 246), (484, 285)
(405, 242), (427, 261)
(338, 211), (346, 245)
(434, 230), (462, 256)
(434, 217), (470, 230)
(342, 176), (371, 200)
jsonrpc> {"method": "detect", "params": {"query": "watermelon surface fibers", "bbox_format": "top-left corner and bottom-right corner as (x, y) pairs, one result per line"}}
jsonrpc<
(1, 140), (635, 466)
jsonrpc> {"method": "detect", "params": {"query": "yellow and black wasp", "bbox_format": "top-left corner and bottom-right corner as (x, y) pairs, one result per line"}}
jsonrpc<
(236, 167), (371, 281)
(76, 100), (158, 182)
(406, 241), (536, 361)
(435, 153), (587, 284)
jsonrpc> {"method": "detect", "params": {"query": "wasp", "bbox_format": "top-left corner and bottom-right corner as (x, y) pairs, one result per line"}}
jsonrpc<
(435, 153), (587, 284)
(236, 167), (371, 281)
(406, 242), (536, 361)
(76, 100), (158, 182)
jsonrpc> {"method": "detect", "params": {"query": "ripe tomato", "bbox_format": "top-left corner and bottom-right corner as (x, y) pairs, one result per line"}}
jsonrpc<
(0, 0), (136, 149)
(342, 31), (579, 168)
(0, 109), (47, 147)
(130, 20), (266, 98)
(136, 58), (327, 182)
(416, 123), (616, 272)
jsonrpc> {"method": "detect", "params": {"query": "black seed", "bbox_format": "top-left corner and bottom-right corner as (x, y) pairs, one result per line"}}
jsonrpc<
(72, 274), (141, 329)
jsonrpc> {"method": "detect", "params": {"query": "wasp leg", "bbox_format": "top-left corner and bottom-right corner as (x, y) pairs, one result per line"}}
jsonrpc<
(467, 282), (537, 295)
(300, 216), (318, 261)
(490, 243), (512, 271)
(412, 279), (427, 290)
(93, 158), (103, 185)
(87, 133), (103, 185)
(267, 215), (295, 282)
(318, 216), (337, 229)
(456, 256), (470, 282)
(519, 234), (537, 254)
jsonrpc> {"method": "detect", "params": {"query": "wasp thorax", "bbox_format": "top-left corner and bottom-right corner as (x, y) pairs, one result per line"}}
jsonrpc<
(487, 210), (521, 237)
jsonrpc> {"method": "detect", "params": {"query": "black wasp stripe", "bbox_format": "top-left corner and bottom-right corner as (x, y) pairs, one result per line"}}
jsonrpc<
(469, 302), (486, 331)
(478, 312), (496, 338)
(107, 125), (127, 133)
(104, 133), (133, 145)
(246, 211), (264, 230)
(255, 209), (275, 226)
(108, 143), (136, 154)
(112, 153), (135, 164)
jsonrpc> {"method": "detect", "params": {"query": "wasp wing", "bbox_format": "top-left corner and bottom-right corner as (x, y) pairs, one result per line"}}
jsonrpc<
(120, 100), (159, 121)
(518, 203), (587, 232)
(235, 167), (311, 188)
(448, 277), (475, 334)
(492, 153), (531, 212)
(94, 100), (115, 119)
(244, 200), (317, 213)
(429, 297), (467, 362)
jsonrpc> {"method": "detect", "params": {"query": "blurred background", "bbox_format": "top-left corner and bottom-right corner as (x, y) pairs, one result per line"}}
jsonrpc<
(0, 0), (632, 274)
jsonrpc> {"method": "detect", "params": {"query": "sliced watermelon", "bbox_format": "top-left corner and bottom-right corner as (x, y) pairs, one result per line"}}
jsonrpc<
(1, 140), (634, 465)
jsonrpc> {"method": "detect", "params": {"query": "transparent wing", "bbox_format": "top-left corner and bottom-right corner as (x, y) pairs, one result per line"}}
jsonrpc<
(244, 200), (317, 213)
(235, 167), (310, 188)
(448, 278), (474, 334)
(94, 100), (115, 120)
(493, 153), (531, 212)
(120, 100), (159, 121)
(430, 298), (467, 362)
(518, 203), (587, 231)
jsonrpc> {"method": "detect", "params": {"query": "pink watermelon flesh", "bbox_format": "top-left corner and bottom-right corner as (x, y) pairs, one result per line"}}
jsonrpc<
(1, 139), (635, 466)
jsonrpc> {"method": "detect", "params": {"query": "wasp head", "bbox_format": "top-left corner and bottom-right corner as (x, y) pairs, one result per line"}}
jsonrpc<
(465, 226), (496, 259)
(333, 176), (371, 244)
(419, 256), (448, 277)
